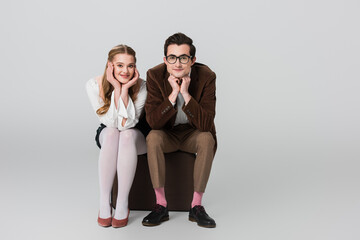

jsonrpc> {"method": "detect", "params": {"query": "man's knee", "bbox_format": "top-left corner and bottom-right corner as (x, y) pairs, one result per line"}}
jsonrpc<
(196, 132), (215, 149)
(146, 130), (164, 148)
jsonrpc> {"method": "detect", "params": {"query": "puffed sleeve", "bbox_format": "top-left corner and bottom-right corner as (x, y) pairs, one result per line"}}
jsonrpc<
(86, 78), (118, 128)
(117, 79), (147, 130)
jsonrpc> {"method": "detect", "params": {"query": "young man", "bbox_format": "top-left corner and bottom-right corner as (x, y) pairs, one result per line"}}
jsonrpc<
(142, 33), (217, 228)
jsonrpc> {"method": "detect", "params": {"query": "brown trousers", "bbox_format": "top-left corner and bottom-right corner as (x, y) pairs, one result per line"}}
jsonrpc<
(146, 124), (215, 193)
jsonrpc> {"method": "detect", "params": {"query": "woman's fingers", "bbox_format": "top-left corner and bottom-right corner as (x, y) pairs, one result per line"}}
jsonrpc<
(132, 68), (139, 81)
(106, 62), (115, 81)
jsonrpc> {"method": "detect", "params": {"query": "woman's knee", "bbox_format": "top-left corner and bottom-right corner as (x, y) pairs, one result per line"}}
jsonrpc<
(100, 127), (119, 143)
(121, 128), (137, 137)
(119, 129), (139, 145)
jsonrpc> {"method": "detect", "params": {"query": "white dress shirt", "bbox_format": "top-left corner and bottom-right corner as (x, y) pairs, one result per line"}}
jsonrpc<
(86, 78), (147, 130)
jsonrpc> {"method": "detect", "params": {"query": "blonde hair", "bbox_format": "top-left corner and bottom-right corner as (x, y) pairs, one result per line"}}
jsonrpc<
(96, 44), (140, 115)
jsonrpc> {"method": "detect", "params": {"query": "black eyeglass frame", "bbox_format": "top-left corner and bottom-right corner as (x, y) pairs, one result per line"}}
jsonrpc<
(165, 54), (193, 64)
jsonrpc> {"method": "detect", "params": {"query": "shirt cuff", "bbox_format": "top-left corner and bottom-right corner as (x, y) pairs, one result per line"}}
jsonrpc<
(118, 96), (135, 119)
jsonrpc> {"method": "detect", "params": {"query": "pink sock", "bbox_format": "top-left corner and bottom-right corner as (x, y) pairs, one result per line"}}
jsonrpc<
(155, 187), (167, 207)
(191, 191), (204, 208)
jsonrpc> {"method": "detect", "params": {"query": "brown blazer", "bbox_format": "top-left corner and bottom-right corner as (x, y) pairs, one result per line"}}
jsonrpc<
(145, 62), (217, 148)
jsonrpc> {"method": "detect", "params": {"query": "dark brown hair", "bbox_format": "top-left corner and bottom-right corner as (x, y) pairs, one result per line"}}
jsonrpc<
(97, 44), (140, 115)
(164, 32), (196, 57)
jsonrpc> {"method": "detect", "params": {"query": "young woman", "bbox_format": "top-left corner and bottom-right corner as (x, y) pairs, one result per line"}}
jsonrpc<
(86, 45), (147, 228)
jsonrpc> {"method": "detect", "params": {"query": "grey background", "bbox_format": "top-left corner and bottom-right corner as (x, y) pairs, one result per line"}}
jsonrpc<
(1, 0), (359, 239)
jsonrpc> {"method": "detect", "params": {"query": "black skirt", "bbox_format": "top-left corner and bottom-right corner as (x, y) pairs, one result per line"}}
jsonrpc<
(95, 123), (107, 149)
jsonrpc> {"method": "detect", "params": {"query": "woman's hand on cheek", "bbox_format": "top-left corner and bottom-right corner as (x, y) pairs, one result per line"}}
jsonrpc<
(106, 62), (121, 90)
(122, 68), (139, 90)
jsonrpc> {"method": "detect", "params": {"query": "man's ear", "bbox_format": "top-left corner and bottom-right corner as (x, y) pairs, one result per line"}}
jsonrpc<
(191, 56), (197, 65)
(163, 56), (167, 64)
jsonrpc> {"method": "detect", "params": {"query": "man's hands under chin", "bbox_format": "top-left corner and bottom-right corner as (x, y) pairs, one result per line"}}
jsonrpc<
(180, 75), (191, 104)
(168, 75), (180, 94)
(168, 74), (191, 105)
(168, 75), (180, 103)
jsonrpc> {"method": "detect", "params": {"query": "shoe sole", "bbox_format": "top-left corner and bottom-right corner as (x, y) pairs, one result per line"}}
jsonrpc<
(98, 223), (112, 228)
(112, 221), (128, 228)
(142, 216), (169, 226)
(189, 216), (216, 228)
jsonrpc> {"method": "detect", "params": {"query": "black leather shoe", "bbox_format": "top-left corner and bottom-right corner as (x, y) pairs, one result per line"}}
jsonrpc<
(189, 205), (216, 228)
(142, 204), (169, 226)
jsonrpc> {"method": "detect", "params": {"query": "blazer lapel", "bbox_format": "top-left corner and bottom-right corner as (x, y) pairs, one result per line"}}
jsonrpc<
(163, 71), (172, 97)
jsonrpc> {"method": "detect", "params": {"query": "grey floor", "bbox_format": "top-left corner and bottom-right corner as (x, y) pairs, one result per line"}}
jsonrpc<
(1, 137), (360, 240)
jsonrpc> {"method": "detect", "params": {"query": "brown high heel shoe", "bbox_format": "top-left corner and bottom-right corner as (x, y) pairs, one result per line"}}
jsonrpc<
(112, 209), (130, 228)
(98, 209), (112, 227)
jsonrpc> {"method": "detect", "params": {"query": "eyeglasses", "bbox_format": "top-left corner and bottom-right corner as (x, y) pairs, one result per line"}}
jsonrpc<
(165, 54), (192, 64)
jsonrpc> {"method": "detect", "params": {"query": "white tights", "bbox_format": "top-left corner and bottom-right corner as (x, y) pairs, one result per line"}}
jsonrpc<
(98, 127), (146, 219)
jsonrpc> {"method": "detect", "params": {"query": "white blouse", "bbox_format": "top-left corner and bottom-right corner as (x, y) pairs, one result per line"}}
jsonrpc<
(86, 78), (147, 130)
